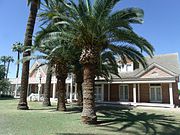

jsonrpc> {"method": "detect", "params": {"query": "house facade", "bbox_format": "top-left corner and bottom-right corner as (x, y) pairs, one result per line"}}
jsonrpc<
(9, 53), (180, 108)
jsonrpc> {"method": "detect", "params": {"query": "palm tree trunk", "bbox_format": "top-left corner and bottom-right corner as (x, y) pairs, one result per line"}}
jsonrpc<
(43, 64), (52, 106)
(3, 61), (6, 79)
(75, 68), (83, 106)
(17, 1), (38, 110)
(81, 64), (97, 124)
(6, 61), (10, 79)
(56, 77), (66, 111)
(56, 61), (67, 111)
(16, 52), (20, 78)
(77, 82), (83, 105)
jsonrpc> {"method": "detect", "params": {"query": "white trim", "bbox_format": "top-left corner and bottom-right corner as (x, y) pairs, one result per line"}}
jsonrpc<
(95, 80), (176, 84)
(99, 101), (174, 108)
(95, 84), (103, 102)
(149, 85), (162, 103)
(133, 84), (136, 104)
(74, 83), (77, 100)
(70, 82), (73, 102)
(108, 83), (110, 101)
(169, 83), (174, 106)
(52, 83), (56, 99)
(102, 84), (104, 101)
(119, 84), (129, 101)
(135, 63), (177, 77)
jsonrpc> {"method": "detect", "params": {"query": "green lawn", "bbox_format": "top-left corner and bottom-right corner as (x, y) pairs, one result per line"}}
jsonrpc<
(0, 99), (180, 135)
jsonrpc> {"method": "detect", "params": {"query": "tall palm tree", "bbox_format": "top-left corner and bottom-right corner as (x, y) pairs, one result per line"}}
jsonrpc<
(43, 63), (52, 106)
(12, 42), (23, 78)
(54, 0), (154, 124)
(6, 56), (14, 79)
(18, 0), (48, 110)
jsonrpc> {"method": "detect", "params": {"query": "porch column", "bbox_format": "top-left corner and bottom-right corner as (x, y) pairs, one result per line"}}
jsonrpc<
(108, 82), (110, 101)
(74, 83), (77, 100)
(169, 83), (174, 107)
(101, 84), (104, 101)
(133, 84), (137, 105)
(70, 82), (73, 102)
(14, 84), (18, 98)
(38, 84), (41, 101)
(52, 83), (56, 99)
(138, 84), (140, 102)
(66, 83), (69, 99)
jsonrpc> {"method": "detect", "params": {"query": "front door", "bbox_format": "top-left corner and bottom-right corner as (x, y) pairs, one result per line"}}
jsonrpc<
(150, 86), (162, 102)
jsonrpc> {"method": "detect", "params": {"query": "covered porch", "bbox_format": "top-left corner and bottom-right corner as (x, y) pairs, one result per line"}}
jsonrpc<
(95, 80), (179, 108)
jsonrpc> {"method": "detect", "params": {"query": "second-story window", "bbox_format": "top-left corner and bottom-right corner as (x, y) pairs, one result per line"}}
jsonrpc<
(119, 63), (133, 72)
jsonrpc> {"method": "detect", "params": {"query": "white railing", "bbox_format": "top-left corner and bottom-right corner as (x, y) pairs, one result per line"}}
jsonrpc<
(28, 93), (44, 101)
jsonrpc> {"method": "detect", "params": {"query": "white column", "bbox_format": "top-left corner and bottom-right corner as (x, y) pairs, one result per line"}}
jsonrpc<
(138, 84), (140, 102)
(14, 84), (18, 98)
(169, 83), (174, 107)
(108, 82), (110, 101)
(38, 84), (41, 101)
(66, 83), (69, 99)
(101, 84), (104, 101)
(52, 83), (56, 99)
(70, 82), (73, 102)
(74, 83), (77, 100)
(133, 84), (137, 105)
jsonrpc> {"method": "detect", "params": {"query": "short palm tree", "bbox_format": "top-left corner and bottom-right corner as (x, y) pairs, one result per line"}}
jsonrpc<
(54, 0), (154, 124)
(12, 42), (23, 78)
(0, 56), (8, 79)
(6, 56), (14, 79)
(18, 0), (49, 110)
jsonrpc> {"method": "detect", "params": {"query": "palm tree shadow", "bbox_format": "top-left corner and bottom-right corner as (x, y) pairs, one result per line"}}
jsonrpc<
(96, 105), (180, 135)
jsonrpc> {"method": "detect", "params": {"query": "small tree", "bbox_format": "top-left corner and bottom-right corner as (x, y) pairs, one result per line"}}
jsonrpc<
(0, 65), (11, 96)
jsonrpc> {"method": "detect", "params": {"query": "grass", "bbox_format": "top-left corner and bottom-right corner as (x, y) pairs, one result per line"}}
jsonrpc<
(0, 99), (180, 135)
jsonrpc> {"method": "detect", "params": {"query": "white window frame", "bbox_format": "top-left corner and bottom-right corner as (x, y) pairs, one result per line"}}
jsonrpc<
(149, 85), (162, 103)
(119, 85), (129, 101)
(95, 85), (103, 101)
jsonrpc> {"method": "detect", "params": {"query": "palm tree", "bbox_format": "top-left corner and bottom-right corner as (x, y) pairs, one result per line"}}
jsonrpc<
(12, 42), (23, 78)
(54, 0), (154, 124)
(43, 63), (52, 106)
(34, 0), (69, 108)
(18, 0), (48, 110)
(0, 56), (8, 78)
(6, 56), (14, 79)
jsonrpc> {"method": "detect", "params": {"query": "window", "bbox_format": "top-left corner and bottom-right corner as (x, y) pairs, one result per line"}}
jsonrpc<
(95, 85), (102, 101)
(149, 85), (162, 102)
(119, 85), (129, 101)
(118, 63), (133, 72)
(126, 64), (132, 72)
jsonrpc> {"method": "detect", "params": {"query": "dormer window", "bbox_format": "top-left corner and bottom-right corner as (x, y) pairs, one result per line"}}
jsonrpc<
(118, 63), (133, 72)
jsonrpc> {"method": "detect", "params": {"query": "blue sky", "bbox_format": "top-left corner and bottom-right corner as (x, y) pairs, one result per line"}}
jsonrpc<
(0, 0), (180, 78)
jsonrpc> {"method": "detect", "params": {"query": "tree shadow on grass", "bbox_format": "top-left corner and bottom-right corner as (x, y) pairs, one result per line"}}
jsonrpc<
(96, 105), (180, 135)
(55, 133), (106, 135)
(0, 97), (15, 100)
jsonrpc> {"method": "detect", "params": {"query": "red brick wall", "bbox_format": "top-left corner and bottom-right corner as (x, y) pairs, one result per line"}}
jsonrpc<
(173, 82), (179, 106)
(162, 83), (170, 103)
(140, 84), (150, 102)
(110, 84), (119, 101)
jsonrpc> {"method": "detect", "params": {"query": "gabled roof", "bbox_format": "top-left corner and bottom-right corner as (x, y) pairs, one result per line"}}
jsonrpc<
(29, 53), (180, 80)
(112, 53), (180, 79)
